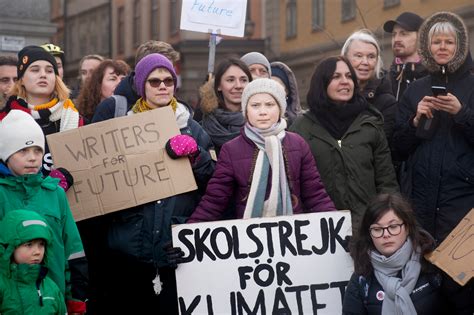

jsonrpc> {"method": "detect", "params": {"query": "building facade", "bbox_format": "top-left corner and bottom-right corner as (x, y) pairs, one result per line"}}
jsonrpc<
(0, 0), (57, 56)
(47, 0), (474, 106)
(269, 0), (474, 107)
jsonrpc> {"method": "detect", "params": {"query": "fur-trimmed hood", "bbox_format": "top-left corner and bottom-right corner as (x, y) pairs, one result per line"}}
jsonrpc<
(418, 11), (468, 74)
(270, 61), (302, 124)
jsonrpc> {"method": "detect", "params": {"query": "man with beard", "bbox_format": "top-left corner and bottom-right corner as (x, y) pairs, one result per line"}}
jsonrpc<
(384, 12), (427, 100)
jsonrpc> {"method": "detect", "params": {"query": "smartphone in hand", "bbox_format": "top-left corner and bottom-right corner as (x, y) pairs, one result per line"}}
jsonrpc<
(432, 86), (447, 97)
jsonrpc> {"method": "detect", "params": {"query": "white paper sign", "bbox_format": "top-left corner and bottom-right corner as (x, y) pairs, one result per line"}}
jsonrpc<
(173, 211), (354, 314)
(180, 0), (247, 37)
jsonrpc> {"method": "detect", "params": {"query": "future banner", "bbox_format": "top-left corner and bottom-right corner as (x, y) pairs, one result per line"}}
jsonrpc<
(172, 211), (353, 314)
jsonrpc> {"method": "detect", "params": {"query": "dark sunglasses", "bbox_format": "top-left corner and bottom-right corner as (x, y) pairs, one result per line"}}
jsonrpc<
(147, 77), (174, 88)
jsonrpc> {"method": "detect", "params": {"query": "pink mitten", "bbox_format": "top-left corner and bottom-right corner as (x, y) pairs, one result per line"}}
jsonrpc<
(165, 134), (199, 160)
(49, 168), (74, 191)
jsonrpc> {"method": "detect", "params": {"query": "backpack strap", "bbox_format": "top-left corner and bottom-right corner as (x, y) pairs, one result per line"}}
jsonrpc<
(112, 95), (129, 118)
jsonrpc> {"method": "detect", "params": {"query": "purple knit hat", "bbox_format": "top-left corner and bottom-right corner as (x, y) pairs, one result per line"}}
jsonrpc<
(134, 53), (177, 97)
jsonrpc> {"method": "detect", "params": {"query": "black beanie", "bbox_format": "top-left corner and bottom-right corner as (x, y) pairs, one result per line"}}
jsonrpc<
(17, 45), (59, 79)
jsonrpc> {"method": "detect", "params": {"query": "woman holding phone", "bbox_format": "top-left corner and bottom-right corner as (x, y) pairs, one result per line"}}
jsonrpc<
(392, 12), (474, 312)
(393, 11), (474, 244)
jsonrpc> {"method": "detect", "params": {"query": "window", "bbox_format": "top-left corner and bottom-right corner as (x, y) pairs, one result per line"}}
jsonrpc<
(286, 0), (297, 38)
(341, 0), (355, 22)
(383, 0), (400, 8)
(170, 0), (179, 35)
(312, 0), (324, 31)
(151, 0), (159, 38)
(133, 0), (141, 47)
(118, 6), (125, 54)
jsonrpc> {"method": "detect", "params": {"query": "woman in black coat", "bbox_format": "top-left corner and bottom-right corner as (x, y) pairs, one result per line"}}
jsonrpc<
(392, 12), (474, 313)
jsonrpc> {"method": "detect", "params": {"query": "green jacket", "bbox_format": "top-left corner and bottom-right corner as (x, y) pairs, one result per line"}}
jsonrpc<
(290, 108), (399, 233)
(0, 172), (87, 306)
(0, 209), (66, 314)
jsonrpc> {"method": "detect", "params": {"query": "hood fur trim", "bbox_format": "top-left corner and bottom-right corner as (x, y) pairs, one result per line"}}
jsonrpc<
(199, 78), (219, 114)
(418, 11), (468, 74)
(270, 61), (301, 120)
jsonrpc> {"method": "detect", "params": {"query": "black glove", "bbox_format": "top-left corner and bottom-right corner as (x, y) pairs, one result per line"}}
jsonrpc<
(163, 241), (185, 269)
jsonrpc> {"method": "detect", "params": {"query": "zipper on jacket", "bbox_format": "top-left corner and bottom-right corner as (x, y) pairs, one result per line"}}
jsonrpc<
(337, 140), (342, 148)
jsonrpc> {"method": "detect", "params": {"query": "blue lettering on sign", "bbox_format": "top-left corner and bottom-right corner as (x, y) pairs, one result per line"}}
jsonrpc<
(191, 0), (233, 17)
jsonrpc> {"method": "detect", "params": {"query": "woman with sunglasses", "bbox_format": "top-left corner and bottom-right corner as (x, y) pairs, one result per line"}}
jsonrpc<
(342, 193), (445, 315)
(100, 53), (214, 314)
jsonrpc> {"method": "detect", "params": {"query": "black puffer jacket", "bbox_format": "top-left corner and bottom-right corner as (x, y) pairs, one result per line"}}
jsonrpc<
(362, 74), (398, 143)
(392, 12), (474, 243)
(342, 270), (445, 315)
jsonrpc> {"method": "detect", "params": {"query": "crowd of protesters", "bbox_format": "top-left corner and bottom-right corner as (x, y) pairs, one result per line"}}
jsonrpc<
(0, 9), (472, 315)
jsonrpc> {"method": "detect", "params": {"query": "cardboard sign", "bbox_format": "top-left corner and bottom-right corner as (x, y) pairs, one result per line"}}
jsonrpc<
(180, 0), (247, 37)
(47, 107), (197, 221)
(172, 211), (353, 314)
(426, 208), (474, 286)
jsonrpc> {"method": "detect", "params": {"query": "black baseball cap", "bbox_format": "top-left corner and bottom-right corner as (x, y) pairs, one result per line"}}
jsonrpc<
(383, 12), (424, 33)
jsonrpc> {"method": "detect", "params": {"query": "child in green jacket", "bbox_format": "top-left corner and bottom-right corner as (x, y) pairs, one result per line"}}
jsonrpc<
(0, 209), (67, 314)
(0, 110), (88, 313)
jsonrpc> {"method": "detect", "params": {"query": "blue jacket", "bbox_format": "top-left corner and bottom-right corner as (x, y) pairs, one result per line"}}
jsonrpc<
(92, 72), (138, 123)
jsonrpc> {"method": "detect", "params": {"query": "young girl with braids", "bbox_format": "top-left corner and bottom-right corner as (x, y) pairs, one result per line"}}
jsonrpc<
(188, 78), (336, 223)
(0, 45), (84, 178)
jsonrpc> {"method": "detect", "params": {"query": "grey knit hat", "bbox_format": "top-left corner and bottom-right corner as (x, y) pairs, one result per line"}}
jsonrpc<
(241, 78), (287, 119)
(240, 52), (272, 76)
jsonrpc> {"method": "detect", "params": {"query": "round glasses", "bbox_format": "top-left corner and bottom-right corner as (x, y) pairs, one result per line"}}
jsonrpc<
(369, 223), (404, 238)
(147, 77), (174, 88)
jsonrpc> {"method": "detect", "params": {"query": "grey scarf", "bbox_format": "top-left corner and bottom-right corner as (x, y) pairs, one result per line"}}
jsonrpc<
(370, 238), (421, 315)
(201, 108), (245, 148)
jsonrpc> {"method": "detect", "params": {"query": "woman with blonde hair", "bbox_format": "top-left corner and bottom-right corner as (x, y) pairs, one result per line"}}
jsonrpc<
(0, 45), (84, 176)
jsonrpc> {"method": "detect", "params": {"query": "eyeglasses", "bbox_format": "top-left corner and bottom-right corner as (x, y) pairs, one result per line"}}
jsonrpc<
(369, 223), (404, 238)
(147, 77), (174, 88)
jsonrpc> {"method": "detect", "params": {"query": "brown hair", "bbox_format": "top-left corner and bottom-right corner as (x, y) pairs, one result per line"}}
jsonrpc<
(350, 193), (435, 277)
(134, 40), (180, 65)
(76, 59), (130, 121)
(213, 58), (252, 109)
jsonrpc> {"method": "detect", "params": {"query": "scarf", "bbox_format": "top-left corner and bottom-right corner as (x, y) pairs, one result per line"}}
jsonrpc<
(131, 97), (189, 129)
(25, 98), (79, 132)
(370, 239), (421, 315)
(314, 99), (367, 140)
(243, 119), (292, 218)
(201, 108), (245, 148)
(132, 97), (178, 113)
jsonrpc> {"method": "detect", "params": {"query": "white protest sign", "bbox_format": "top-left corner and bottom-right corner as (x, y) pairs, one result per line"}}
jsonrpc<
(173, 211), (353, 314)
(180, 0), (247, 37)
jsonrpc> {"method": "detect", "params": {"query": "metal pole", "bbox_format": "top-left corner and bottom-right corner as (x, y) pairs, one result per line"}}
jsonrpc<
(207, 33), (217, 78)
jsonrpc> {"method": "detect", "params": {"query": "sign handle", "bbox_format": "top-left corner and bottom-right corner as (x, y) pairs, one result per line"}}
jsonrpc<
(207, 33), (217, 77)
